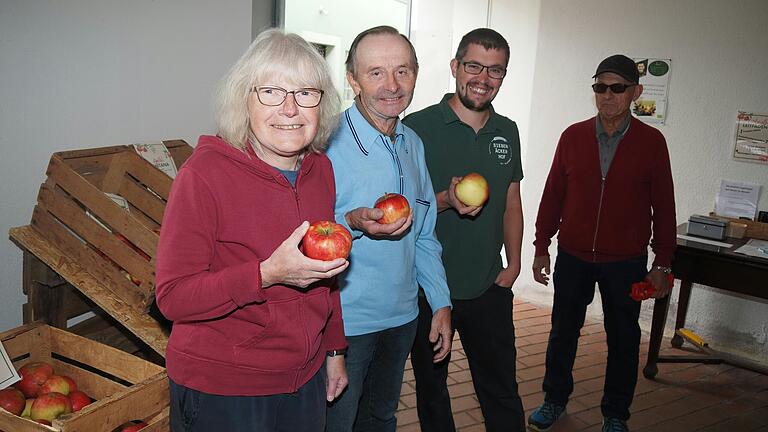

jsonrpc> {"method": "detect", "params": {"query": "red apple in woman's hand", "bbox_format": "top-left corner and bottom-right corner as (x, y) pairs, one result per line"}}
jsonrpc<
(302, 221), (352, 260)
(374, 193), (410, 224)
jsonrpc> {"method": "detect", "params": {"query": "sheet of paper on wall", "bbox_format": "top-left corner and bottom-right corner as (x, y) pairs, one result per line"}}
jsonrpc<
(0, 341), (21, 390)
(133, 142), (178, 178)
(732, 111), (768, 164)
(715, 179), (760, 220)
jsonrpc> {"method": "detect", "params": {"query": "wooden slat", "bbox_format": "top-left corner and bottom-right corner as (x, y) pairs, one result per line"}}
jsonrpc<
(23, 251), (67, 328)
(9, 225), (169, 356)
(55, 372), (168, 432)
(48, 326), (163, 383)
(119, 177), (167, 226)
(2, 324), (52, 364)
(142, 406), (171, 432)
(50, 358), (126, 400)
(124, 150), (173, 200)
(31, 207), (150, 310)
(37, 185), (154, 291)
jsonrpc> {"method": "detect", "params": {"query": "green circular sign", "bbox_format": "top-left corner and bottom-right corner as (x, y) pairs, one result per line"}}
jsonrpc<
(648, 61), (669, 76)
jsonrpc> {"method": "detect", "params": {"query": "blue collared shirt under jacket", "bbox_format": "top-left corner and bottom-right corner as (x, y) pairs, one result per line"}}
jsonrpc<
(326, 102), (452, 336)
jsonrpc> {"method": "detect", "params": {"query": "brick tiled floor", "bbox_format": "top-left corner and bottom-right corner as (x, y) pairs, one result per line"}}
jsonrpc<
(396, 298), (768, 431)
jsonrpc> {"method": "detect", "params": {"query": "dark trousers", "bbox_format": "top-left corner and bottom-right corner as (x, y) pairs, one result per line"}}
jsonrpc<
(543, 249), (647, 421)
(411, 285), (525, 432)
(169, 368), (325, 432)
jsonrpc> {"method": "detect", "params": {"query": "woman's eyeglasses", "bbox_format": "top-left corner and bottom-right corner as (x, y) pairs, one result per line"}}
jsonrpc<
(252, 86), (324, 108)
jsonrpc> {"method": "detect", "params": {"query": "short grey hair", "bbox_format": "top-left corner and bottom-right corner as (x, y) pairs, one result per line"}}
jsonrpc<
(345, 25), (418, 76)
(215, 28), (340, 153)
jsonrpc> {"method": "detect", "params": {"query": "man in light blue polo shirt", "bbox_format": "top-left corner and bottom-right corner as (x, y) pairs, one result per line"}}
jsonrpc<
(325, 26), (452, 432)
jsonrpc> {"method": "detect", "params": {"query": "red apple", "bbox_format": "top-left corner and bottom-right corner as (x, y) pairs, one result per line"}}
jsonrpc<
(15, 361), (54, 398)
(62, 376), (78, 393)
(0, 387), (25, 415)
(22, 398), (34, 417)
(36, 419), (52, 425)
(116, 421), (148, 432)
(373, 193), (411, 224)
(31, 392), (72, 422)
(40, 375), (71, 396)
(302, 221), (352, 261)
(68, 390), (92, 412)
(455, 173), (489, 207)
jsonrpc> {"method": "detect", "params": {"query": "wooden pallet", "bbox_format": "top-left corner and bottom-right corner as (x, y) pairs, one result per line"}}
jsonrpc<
(0, 323), (169, 432)
(31, 141), (191, 312)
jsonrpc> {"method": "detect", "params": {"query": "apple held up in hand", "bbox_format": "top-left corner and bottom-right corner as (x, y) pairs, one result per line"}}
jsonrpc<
(15, 361), (54, 398)
(0, 387), (26, 416)
(302, 221), (353, 261)
(30, 391), (72, 422)
(374, 193), (411, 224)
(69, 390), (92, 412)
(455, 173), (489, 207)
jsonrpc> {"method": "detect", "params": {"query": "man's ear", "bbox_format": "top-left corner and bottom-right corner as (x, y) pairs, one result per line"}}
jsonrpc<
(346, 71), (361, 97)
(450, 58), (459, 78)
(632, 84), (644, 101)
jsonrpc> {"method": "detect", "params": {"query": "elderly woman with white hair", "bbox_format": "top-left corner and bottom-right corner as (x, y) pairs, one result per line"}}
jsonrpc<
(155, 29), (348, 432)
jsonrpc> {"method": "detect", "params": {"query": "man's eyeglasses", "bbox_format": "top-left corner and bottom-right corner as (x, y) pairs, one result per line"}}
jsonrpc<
(460, 61), (507, 79)
(591, 83), (636, 94)
(252, 86), (324, 108)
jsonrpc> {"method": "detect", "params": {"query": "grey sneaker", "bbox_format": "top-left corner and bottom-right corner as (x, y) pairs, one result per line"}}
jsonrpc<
(527, 401), (566, 431)
(602, 417), (629, 432)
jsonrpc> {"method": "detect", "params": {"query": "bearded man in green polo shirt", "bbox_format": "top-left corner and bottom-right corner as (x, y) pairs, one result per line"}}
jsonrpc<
(403, 28), (525, 432)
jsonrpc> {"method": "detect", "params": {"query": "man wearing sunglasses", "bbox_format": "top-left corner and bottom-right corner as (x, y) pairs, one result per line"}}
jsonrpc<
(529, 54), (676, 432)
(404, 28), (526, 432)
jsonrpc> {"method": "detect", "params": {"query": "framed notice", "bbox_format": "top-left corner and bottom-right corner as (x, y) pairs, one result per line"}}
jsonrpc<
(632, 58), (671, 124)
(733, 111), (768, 164)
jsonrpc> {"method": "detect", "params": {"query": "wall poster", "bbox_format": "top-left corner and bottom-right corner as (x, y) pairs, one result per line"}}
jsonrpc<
(632, 57), (671, 124)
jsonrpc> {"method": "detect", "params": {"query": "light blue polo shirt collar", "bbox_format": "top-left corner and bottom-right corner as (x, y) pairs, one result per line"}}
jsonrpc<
(344, 101), (407, 156)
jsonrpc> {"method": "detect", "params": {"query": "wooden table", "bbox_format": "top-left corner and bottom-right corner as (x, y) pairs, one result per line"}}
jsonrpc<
(643, 225), (768, 379)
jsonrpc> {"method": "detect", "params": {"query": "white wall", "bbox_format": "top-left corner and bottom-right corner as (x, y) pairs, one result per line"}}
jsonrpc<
(0, 0), (252, 331)
(515, 0), (768, 362)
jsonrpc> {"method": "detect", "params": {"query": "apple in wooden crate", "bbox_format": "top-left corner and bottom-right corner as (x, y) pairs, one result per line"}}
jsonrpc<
(0, 387), (25, 415)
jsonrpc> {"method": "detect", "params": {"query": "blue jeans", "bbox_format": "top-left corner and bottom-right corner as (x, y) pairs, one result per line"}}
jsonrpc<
(326, 319), (418, 432)
(169, 368), (325, 432)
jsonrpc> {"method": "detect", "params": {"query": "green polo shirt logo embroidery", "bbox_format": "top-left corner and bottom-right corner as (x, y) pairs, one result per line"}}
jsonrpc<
(490, 136), (512, 165)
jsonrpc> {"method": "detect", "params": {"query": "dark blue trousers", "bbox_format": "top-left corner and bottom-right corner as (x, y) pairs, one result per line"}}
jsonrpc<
(543, 249), (647, 421)
(169, 367), (326, 432)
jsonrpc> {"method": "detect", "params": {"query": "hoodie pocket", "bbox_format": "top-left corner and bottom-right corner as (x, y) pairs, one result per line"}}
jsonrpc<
(232, 289), (332, 372)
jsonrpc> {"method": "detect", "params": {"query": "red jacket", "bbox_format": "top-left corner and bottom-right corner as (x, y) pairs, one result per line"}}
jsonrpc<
(534, 116), (676, 266)
(156, 135), (345, 396)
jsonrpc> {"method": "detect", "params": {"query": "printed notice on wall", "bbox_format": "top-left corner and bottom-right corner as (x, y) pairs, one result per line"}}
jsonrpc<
(632, 58), (671, 124)
(134, 142), (178, 178)
(733, 111), (768, 164)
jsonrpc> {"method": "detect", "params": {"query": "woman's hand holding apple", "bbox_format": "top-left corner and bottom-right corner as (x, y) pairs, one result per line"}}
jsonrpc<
(261, 221), (349, 288)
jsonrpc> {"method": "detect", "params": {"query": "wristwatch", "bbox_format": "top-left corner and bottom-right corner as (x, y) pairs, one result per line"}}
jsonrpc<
(326, 348), (347, 357)
(653, 265), (672, 275)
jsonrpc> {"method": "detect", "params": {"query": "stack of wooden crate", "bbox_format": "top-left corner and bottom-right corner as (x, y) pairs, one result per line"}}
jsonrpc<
(4, 140), (193, 431)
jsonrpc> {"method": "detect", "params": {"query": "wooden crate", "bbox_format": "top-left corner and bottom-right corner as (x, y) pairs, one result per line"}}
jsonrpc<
(711, 212), (768, 240)
(30, 141), (191, 313)
(0, 323), (169, 432)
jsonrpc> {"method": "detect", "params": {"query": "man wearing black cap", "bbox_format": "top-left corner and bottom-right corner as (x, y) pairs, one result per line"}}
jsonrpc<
(527, 54), (676, 432)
